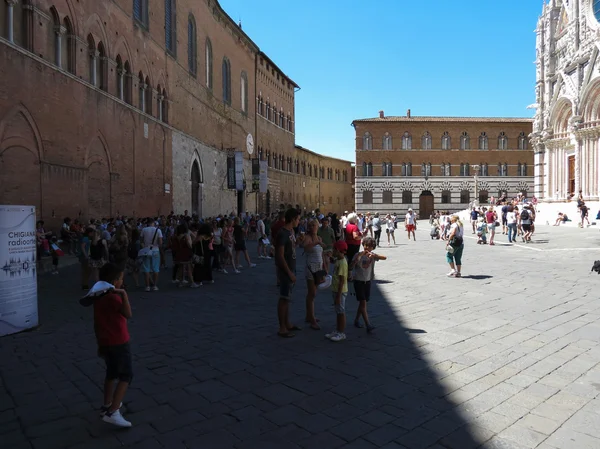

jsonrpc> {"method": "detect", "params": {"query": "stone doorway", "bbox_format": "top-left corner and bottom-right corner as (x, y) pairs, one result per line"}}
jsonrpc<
(191, 160), (202, 217)
(419, 190), (434, 219)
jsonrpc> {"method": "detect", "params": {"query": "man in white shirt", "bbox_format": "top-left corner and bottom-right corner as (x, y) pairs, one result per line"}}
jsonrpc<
(256, 214), (270, 259)
(341, 211), (349, 230)
(140, 219), (163, 291)
(405, 208), (416, 241)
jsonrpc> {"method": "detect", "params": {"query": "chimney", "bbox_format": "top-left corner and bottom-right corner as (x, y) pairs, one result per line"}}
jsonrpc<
(407, 109), (411, 118)
(379, 110), (385, 119)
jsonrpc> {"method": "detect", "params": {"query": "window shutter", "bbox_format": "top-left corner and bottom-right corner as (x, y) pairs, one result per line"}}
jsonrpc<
(165, 0), (172, 51)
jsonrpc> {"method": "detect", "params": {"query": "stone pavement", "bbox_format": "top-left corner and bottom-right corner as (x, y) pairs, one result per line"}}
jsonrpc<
(1, 225), (600, 449)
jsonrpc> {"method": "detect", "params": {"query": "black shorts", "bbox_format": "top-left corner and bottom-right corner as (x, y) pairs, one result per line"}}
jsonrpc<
(501, 216), (508, 226)
(99, 342), (133, 383)
(522, 224), (531, 232)
(354, 280), (372, 302)
(234, 242), (247, 252)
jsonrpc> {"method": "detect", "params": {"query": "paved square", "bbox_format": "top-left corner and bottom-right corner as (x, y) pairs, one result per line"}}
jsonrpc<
(1, 225), (600, 449)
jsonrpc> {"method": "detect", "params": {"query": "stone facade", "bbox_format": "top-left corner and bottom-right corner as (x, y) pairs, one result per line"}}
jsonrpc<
(0, 0), (353, 227)
(353, 114), (533, 218)
(533, 0), (600, 203)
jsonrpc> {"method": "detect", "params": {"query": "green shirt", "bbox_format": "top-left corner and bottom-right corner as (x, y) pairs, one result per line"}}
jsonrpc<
(317, 227), (335, 251)
(332, 257), (348, 293)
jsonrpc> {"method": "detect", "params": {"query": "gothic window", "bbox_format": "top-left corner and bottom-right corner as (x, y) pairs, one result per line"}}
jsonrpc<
(422, 132), (432, 150)
(205, 39), (213, 89)
(288, 115), (293, 132)
(518, 163), (528, 176)
(279, 109), (284, 127)
(382, 190), (393, 204)
(460, 163), (470, 176)
(382, 162), (393, 176)
(479, 132), (488, 150)
(518, 132), (528, 150)
(266, 102), (271, 121)
(63, 17), (75, 74)
(97, 42), (107, 91)
(165, 0), (176, 55)
(123, 61), (132, 104)
(441, 132), (451, 150)
(480, 163), (488, 176)
(382, 133), (392, 150)
(498, 162), (508, 176)
(460, 132), (470, 150)
(402, 190), (412, 204)
(161, 88), (168, 123)
(441, 190), (451, 204)
(421, 163), (432, 177)
(402, 132), (412, 150)
(363, 132), (373, 150)
(362, 190), (373, 204)
(188, 15), (197, 75)
(241, 71), (248, 114)
(145, 76), (152, 115)
(498, 132), (508, 150)
(222, 57), (231, 105)
(441, 163), (451, 176)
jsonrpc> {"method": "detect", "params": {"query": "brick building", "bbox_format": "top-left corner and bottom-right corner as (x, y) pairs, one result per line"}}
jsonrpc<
(353, 111), (533, 218)
(0, 0), (353, 227)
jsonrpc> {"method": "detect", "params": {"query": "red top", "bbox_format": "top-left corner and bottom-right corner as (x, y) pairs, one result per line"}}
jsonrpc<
(345, 223), (361, 246)
(94, 292), (129, 346)
(485, 211), (496, 224)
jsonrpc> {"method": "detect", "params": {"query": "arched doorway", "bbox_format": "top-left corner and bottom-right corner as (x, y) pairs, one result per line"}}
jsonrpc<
(479, 190), (489, 205)
(191, 160), (202, 217)
(419, 190), (434, 218)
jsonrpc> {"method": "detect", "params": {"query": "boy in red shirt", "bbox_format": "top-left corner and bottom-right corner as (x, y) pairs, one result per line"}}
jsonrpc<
(80, 263), (133, 427)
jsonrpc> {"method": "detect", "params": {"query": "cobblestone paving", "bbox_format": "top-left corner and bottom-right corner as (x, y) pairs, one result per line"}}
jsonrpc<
(1, 225), (600, 449)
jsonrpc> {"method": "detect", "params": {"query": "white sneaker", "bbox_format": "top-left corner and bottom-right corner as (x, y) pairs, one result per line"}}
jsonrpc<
(259, 255), (265, 259)
(446, 270), (456, 277)
(152, 286), (159, 291)
(181, 280), (189, 285)
(234, 269), (241, 274)
(171, 279), (179, 284)
(221, 269), (228, 274)
(266, 256), (272, 259)
(250, 263), (257, 268)
(190, 283), (201, 288)
(102, 409), (132, 428)
(325, 331), (337, 339)
(145, 286), (151, 292)
(330, 333), (346, 342)
(100, 402), (123, 417)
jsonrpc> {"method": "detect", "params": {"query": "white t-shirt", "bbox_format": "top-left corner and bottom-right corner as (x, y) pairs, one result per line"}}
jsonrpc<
(141, 226), (163, 251)
(372, 217), (381, 231)
(341, 216), (348, 229)
(257, 219), (265, 236)
(386, 218), (395, 230)
(405, 213), (415, 225)
(450, 223), (464, 238)
(507, 211), (517, 224)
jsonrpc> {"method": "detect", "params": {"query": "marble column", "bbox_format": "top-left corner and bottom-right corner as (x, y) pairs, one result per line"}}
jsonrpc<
(90, 50), (99, 86)
(117, 69), (124, 100)
(55, 26), (66, 68)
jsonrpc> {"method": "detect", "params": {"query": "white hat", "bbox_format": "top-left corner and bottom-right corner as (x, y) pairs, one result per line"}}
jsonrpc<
(317, 275), (332, 290)
(79, 281), (115, 306)
(408, 208), (413, 212)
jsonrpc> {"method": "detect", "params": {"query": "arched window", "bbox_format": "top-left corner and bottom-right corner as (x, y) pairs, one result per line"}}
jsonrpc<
(241, 71), (248, 113)
(287, 115), (293, 132)
(441, 132), (451, 150)
(401, 162), (412, 176)
(382, 162), (392, 176)
(402, 132), (412, 150)
(362, 162), (373, 177)
(63, 17), (75, 74)
(279, 108), (284, 127)
(421, 163), (432, 177)
(441, 163), (451, 176)
(519, 163), (527, 176)
(145, 76), (152, 115)
(498, 132), (508, 150)
(161, 88), (168, 123)
(309, 164), (313, 177)
(116, 56), (124, 100)
(479, 132), (488, 150)
(188, 15), (197, 75)
(222, 57), (231, 105)
(498, 162), (508, 176)
(402, 191), (413, 204)
(382, 133), (392, 150)
(422, 132), (432, 150)
(97, 42), (107, 91)
(258, 95), (263, 116)
(518, 132), (528, 150)
(266, 102), (271, 121)
(460, 163), (470, 176)
(49, 7), (61, 67)
(363, 132), (372, 150)
(460, 132), (470, 150)
(87, 34), (96, 86)
(138, 72), (145, 111)
(123, 61), (132, 104)
(165, 0), (176, 55)
(205, 39), (213, 89)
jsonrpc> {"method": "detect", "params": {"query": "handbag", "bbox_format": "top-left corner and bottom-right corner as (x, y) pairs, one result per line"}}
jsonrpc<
(192, 240), (205, 265)
(446, 244), (455, 254)
(495, 221), (500, 227)
(138, 228), (159, 258)
(307, 264), (327, 286)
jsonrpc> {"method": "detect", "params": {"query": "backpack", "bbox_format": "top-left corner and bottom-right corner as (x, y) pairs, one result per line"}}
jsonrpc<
(521, 210), (530, 221)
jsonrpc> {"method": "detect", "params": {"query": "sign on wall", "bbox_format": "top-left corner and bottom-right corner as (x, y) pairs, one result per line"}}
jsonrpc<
(259, 160), (268, 193)
(251, 158), (260, 192)
(235, 151), (244, 191)
(0, 205), (39, 337)
(227, 155), (236, 190)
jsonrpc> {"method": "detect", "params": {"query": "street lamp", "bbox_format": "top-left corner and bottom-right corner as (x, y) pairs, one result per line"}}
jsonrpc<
(472, 164), (480, 207)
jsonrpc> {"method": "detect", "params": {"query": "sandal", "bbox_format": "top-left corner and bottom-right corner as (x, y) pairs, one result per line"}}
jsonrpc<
(277, 332), (295, 338)
(288, 325), (302, 331)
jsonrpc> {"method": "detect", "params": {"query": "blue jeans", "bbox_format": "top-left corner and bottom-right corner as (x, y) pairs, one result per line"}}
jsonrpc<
(507, 223), (517, 242)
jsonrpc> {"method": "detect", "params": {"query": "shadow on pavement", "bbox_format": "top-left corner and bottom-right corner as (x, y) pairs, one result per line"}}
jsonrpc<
(0, 244), (485, 449)
(460, 275), (493, 280)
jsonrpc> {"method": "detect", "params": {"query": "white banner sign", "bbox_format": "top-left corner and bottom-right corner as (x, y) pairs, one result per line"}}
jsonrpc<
(0, 205), (39, 337)
(259, 160), (268, 193)
(235, 151), (244, 191)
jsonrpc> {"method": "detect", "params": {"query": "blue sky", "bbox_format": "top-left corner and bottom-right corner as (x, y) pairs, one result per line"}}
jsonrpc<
(219, 0), (542, 162)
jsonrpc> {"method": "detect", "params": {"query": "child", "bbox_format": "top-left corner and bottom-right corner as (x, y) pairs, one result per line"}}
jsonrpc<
(351, 236), (386, 332)
(49, 236), (63, 275)
(80, 263), (133, 428)
(476, 217), (487, 244)
(326, 240), (349, 342)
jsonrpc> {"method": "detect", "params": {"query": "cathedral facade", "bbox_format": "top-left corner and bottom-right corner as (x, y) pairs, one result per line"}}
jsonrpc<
(533, 0), (600, 202)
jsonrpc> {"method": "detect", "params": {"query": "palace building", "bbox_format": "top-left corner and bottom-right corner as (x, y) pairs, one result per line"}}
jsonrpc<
(0, 0), (352, 226)
(533, 0), (600, 204)
(353, 111), (533, 218)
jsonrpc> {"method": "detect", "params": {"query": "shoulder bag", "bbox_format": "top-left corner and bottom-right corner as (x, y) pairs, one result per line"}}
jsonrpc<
(138, 228), (159, 258)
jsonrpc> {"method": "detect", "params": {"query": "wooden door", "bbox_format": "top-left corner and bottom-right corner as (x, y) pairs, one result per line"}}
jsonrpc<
(568, 155), (575, 196)
(419, 191), (434, 219)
